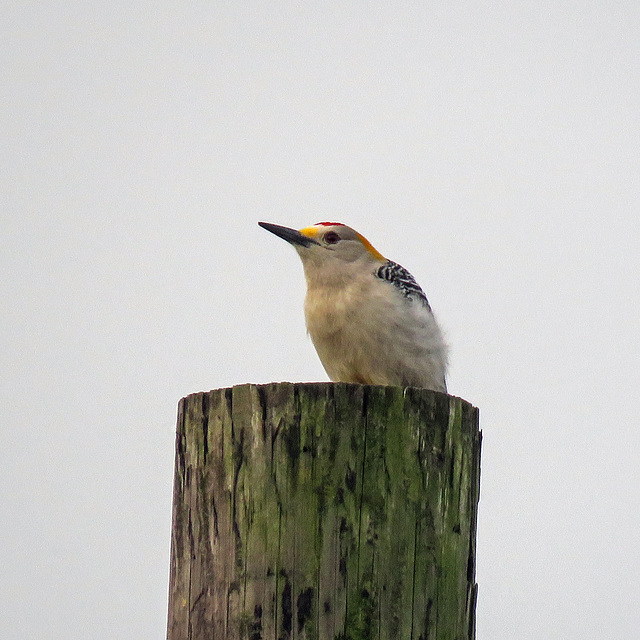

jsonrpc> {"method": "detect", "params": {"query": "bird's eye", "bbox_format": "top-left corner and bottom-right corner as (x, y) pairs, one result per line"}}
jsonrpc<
(324, 231), (341, 244)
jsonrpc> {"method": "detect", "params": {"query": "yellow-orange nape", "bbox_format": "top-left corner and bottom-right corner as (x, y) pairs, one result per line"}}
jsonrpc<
(354, 231), (386, 261)
(298, 223), (387, 262)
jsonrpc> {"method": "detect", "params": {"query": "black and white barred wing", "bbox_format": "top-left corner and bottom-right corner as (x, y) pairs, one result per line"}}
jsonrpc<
(375, 260), (431, 310)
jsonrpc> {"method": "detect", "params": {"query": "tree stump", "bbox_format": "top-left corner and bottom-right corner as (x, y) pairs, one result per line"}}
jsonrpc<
(167, 382), (480, 640)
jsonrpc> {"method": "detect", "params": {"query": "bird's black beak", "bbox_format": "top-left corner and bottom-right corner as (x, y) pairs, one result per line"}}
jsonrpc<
(258, 222), (319, 248)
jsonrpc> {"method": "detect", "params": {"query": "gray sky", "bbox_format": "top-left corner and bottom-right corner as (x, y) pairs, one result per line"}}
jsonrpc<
(2, 2), (639, 638)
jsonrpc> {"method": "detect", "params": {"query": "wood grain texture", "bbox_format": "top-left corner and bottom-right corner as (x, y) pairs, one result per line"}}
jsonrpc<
(167, 382), (480, 640)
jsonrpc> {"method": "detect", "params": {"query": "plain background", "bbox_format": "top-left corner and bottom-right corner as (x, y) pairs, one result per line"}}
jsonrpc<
(2, 2), (639, 638)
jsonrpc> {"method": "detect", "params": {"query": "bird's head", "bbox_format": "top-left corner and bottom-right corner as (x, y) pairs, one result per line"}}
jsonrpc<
(259, 221), (387, 283)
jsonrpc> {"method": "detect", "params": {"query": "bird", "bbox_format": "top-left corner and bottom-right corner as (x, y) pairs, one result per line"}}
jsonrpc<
(258, 221), (448, 392)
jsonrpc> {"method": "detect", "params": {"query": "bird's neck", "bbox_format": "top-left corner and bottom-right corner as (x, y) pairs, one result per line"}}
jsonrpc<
(301, 257), (375, 291)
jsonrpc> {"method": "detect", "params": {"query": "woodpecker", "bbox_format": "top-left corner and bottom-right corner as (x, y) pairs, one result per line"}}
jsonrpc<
(258, 221), (448, 392)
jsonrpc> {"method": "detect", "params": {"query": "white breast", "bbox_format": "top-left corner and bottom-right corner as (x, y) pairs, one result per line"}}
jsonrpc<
(304, 272), (447, 392)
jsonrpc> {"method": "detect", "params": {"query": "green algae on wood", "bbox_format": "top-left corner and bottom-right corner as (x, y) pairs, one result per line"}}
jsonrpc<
(167, 383), (480, 640)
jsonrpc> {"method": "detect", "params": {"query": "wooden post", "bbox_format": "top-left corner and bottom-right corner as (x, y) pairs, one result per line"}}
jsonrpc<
(167, 382), (480, 640)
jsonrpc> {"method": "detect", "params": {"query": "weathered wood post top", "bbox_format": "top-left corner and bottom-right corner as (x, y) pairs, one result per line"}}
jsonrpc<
(167, 382), (480, 640)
